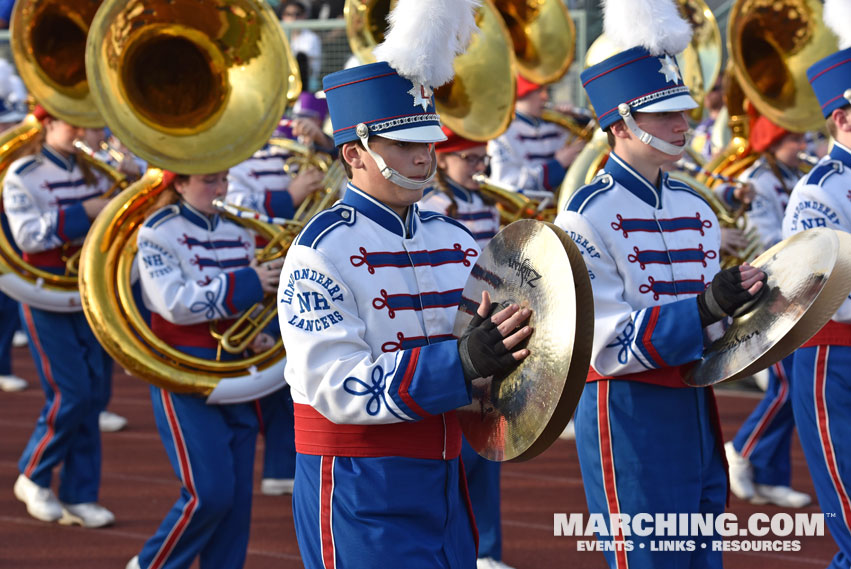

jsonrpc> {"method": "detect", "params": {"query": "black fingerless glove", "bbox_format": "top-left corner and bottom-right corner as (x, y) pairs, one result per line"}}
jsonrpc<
(697, 266), (764, 327)
(458, 312), (520, 381)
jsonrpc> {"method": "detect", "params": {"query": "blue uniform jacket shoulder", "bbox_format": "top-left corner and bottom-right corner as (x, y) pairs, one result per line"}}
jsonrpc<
(143, 205), (180, 229)
(295, 204), (356, 249)
(419, 209), (475, 239)
(12, 155), (41, 177)
(805, 160), (843, 187)
(665, 176), (706, 202)
(565, 174), (614, 214)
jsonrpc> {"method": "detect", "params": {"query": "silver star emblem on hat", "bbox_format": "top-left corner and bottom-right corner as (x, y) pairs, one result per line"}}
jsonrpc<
(408, 82), (433, 112)
(658, 55), (682, 84)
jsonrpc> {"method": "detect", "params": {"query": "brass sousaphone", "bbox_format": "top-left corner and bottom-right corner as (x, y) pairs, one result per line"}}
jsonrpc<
(0, 0), (125, 312)
(79, 0), (299, 403)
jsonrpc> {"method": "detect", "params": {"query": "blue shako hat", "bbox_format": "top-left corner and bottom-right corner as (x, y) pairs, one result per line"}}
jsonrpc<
(807, 47), (851, 118)
(323, 61), (446, 147)
(581, 45), (697, 131)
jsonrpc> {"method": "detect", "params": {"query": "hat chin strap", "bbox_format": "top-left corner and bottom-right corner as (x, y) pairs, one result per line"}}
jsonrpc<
(618, 104), (689, 157)
(356, 123), (437, 191)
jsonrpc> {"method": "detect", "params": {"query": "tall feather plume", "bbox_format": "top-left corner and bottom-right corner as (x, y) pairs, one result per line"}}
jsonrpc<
(373, 0), (482, 88)
(602, 0), (692, 55)
(823, 0), (851, 50)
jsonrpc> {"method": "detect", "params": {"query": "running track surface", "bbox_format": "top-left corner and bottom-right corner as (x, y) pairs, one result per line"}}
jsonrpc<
(0, 345), (838, 568)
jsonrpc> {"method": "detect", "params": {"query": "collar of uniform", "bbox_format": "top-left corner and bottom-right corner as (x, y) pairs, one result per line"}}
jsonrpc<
(178, 200), (220, 230)
(604, 152), (662, 208)
(42, 145), (76, 171)
(445, 177), (473, 203)
(829, 141), (851, 169)
(774, 158), (801, 181)
(514, 111), (542, 128)
(342, 183), (416, 238)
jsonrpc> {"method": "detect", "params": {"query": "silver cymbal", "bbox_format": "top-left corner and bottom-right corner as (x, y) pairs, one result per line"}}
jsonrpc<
(685, 228), (851, 386)
(453, 219), (594, 462)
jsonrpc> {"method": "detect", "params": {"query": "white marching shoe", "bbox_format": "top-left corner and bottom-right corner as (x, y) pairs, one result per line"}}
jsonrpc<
(751, 484), (812, 508)
(558, 418), (576, 440)
(13, 474), (62, 522)
(59, 502), (115, 528)
(0, 374), (28, 392)
(11, 330), (28, 348)
(477, 558), (516, 569)
(99, 410), (128, 432)
(261, 478), (295, 495)
(724, 441), (755, 500)
(126, 555), (141, 569)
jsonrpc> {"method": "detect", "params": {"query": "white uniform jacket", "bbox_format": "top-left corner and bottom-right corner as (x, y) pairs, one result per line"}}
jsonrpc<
(4, 146), (112, 266)
(137, 201), (264, 348)
(487, 112), (569, 194)
(736, 155), (802, 251)
(554, 153), (722, 385)
(278, 184), (478, 457)
(419, 177), (500, 249)
(226, 143), (297, 219)
(783, 141), (851, 326)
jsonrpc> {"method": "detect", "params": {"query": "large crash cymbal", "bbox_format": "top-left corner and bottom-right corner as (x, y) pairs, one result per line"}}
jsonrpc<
(453, 220), (594, 462)
(686, 228), (851, 387)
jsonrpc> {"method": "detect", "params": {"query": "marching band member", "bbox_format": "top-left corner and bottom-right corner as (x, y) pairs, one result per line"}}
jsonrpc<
(126, 170), (282, 569)
(225, 89), (330, 497)
(420, 125), (500, 247)
(5, 108), (116, 528)
(419, 126), (510, 569)
(554, 1), (765, 566)
(724, 114), (811, 508)
(487, 76), (584, 195)
(782, 3), (851, 565)
(278, 1), (533, 565)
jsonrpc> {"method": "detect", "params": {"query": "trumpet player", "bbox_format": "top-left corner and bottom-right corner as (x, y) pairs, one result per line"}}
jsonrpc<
(487, 76), (585, 195)
(782, 3), (851, 564)
(724, 113), (812, 509)
(5, 108), (115, 528)
(127, 170), (282, 569)
(554, 0), (766, 566)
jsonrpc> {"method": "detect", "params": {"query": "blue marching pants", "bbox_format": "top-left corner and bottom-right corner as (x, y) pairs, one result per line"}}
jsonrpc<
(461, 438), (502, 561)
(792, 345), (851, 569)
(293, 454), (477, 569)
(575, 380), (727, 569)
(0, 291), (20, 375)
(138, 387), (258, 569)
(17, 305), (112, 503)
(258, 385), (296, 480)
(731, 355), (795, 486)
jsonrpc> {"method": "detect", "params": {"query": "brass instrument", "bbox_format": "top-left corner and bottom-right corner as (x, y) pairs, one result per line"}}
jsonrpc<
(85, 0), (300, 174)
(0, 0), (125, 311)
(540, 106), (596, 145)
(345, 0), (516, 142)
(491, 0), (575, 85)
(10, 0), (105, 127)
(79, 0), (304, 402)
(472, 173), (536, 225)
(728, 0), (836, 133)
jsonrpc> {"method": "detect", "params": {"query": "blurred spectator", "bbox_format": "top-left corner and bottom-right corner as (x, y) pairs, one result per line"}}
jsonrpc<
(310, 0), (344, 19)
(0, 0), (14, 29)
(281, 0), (322, 91)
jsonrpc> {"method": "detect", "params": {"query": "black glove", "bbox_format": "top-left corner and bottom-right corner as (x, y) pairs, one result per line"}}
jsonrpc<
(697, 266), (765, 327)
(458, 311), (520, 381)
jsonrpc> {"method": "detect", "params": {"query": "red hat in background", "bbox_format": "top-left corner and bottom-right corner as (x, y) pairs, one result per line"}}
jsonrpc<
(516, 75), (543, 99)
(748, 106), (790, 153)
(32, 104), (52, 123)
(434, 125), (485, 154)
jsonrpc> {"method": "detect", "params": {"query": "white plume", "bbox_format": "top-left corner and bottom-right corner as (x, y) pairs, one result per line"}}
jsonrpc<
(373, 0), (481, 88)
(602, 0), (693, 55)
(824, 0), (851, 50)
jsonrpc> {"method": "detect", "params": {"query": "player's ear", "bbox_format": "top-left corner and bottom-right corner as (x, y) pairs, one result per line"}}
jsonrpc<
(342, 141), (366, 171)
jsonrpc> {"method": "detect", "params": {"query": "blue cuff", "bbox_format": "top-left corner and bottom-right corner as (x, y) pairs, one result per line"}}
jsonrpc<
(223, 268), (265, 315)
(387, 340), (471, 419)
(265, 190), (295, 219)
(56, 202), (92, 242)
(543, 159), (567, 191)
(636, 297), (705, 367)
